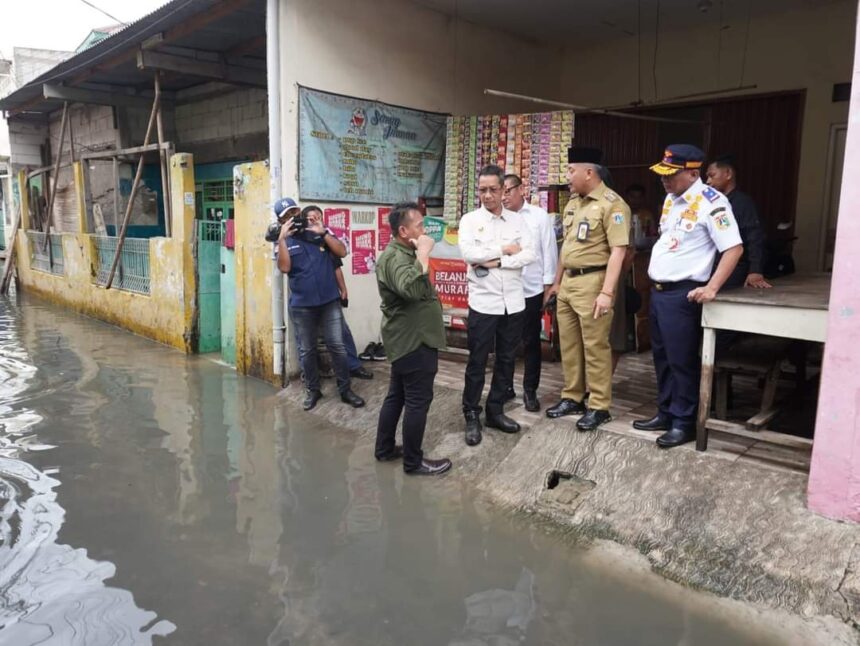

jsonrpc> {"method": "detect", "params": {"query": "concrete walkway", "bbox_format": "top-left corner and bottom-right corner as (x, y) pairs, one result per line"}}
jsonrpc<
(279, 352), (860, 634)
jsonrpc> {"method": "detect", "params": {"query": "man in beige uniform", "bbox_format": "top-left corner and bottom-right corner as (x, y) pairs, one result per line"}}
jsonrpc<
(545, 147), (630, 431)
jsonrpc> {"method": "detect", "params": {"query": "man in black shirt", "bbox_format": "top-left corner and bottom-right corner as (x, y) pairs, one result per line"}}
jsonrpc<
(706, 155), (771, 289)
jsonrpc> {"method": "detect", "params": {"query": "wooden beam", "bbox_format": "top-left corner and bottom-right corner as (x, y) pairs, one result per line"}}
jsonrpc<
(80, 142), (170, 161)
(43, 83), (157, 110)
(137, 50), (266, 88)
(70, 0), (253, 84)
(27, 162), (72, 179)
(112, 156), (120, 234)
(154, 72), (172, 238)
(0, 205), (22, 295)
(105, 82), (160, 290)
(67, 101), (76, 163)
(42, 101), (69, 256)
(705, 418), (814, 450)
(226, 35), (266, 58)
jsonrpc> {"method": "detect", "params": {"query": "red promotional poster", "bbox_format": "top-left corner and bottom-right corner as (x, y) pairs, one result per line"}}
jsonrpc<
(428, 257), (469, 310)
(324, 208), (350, 246)
(351, 230), (376, 275)
(377, 207), (392, 250)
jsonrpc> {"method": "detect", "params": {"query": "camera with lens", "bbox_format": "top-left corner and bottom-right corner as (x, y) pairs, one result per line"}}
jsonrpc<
(264, 213), (308, 242)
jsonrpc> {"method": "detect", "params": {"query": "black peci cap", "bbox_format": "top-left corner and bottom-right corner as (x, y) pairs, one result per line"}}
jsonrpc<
(567, 146), (603, 165)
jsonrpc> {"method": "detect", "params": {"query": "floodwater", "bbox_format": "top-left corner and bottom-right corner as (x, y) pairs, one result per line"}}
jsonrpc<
(0, 293), (847, 645)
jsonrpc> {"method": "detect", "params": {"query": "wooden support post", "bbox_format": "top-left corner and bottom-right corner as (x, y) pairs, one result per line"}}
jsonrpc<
(154, 72), (172, 237)
(42, 101), (69, 257)
(105, 82), (160, 290)
(112, 156), (120, 234)
(67, 105), (76, 163)
(0, 205), (21, 295)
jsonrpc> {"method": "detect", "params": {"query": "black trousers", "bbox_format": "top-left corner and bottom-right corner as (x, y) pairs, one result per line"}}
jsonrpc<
(375, 345), (437, 471)
(649, 287), (703, 432)
(521, 293), (545, 393)
(463, 308), (525, 417)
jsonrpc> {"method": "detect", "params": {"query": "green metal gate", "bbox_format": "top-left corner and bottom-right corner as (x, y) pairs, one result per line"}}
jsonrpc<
(197, 219), (222, 353)
(196, 179), (233, 351)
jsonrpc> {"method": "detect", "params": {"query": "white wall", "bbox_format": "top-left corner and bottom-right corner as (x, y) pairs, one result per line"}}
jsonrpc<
(278, 0), (564, 349)
(556, 0), (856, 271)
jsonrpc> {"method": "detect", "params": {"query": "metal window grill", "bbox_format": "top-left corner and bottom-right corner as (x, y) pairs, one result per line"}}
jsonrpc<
(197, 219), (223, 243)
(91, 235), (151, 295)
(203, 180), (232, 203)
(27, 231), (64, 276)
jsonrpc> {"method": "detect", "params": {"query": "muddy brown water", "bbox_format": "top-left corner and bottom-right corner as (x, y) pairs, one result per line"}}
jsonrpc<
(0, 294), (847, 645)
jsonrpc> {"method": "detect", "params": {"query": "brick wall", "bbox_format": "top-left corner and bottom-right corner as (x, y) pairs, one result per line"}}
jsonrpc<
(46, 105), (120, 232)
(175, 88), (267, 145)
(9, 120), (47, 168)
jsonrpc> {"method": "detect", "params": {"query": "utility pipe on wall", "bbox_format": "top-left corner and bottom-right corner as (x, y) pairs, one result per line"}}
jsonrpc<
(267, 0), (286, 381)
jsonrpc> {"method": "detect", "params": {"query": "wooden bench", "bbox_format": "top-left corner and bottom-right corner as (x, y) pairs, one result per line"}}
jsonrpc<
(714, 336), (791, 430)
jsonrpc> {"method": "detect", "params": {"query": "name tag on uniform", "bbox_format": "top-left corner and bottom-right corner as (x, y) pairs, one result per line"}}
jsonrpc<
(576, 221), (590, 241)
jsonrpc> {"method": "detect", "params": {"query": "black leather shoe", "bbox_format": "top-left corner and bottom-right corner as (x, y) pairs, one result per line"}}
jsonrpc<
(405, 457), (452, 476)
(523, 390), (540, 412)
(546, 399), (586, 419)
(340, 389), (365, 408)
(504, 387), (516, 402)
(358, 342), (377, 361)
(633, 414), (671, 431)
(485, 413), (521, 434)
(656, 427), (696, 448)
(465, 412), (482, 446)
(350, 366), (374, 380)
(302, 390), (323, 411)
(375, 445), (403, 462)
(576, 408), (611, 431)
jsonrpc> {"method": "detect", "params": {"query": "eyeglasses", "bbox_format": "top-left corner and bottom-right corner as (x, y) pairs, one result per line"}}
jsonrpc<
(503, 184), (522, 196)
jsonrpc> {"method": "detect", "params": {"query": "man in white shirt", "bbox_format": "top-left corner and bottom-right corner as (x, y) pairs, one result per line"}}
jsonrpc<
(458, 164), (536, 446)
(632, 144), (743, 448)
(502, 174), (558, 412)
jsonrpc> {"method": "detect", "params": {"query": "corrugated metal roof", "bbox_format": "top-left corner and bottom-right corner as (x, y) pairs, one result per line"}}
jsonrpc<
(0, 0), (265, 119)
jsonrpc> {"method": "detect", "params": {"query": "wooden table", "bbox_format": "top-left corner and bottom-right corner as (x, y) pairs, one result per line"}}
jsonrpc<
(696, 274), (831, 451)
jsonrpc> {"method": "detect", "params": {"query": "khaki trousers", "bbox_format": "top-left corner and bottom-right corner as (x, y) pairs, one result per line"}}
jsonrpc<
(556, 271), (613, 410)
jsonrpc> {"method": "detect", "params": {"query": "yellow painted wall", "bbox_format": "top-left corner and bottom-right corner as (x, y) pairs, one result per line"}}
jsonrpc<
(13, 153), (198, 352)
(233, 161), (277, 384)
(169, 153), (198, 350)
(14, 231), (190, 350)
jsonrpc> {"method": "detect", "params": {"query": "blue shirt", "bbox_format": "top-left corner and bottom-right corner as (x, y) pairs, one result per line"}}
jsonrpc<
(285, 233), (341, 308)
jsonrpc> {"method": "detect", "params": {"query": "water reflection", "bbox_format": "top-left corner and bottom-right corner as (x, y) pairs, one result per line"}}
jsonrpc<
(0, 295), (846, 646)
(0, 298), (175, 644)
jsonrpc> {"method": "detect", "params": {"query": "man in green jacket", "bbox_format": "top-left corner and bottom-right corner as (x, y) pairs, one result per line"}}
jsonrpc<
(374, 202), (452, 476)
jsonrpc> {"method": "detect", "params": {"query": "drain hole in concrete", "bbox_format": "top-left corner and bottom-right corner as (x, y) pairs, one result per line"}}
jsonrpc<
(546, 470), (572, 490)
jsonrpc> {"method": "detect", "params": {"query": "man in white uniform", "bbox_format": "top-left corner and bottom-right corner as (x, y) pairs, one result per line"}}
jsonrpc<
(459, 165), (536, 446)
(632, 144), (743, 448)
(502, 173), (558, 412)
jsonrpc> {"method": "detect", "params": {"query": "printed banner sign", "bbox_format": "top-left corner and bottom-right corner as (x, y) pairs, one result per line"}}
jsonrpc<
(299, 87), (447, 204)
(351, 230), (376, 275)
(423, 216), (446, 243)
(428, 257), (468, 311)
(377, 207), (392, 250)
(324, 208), (350, 251)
